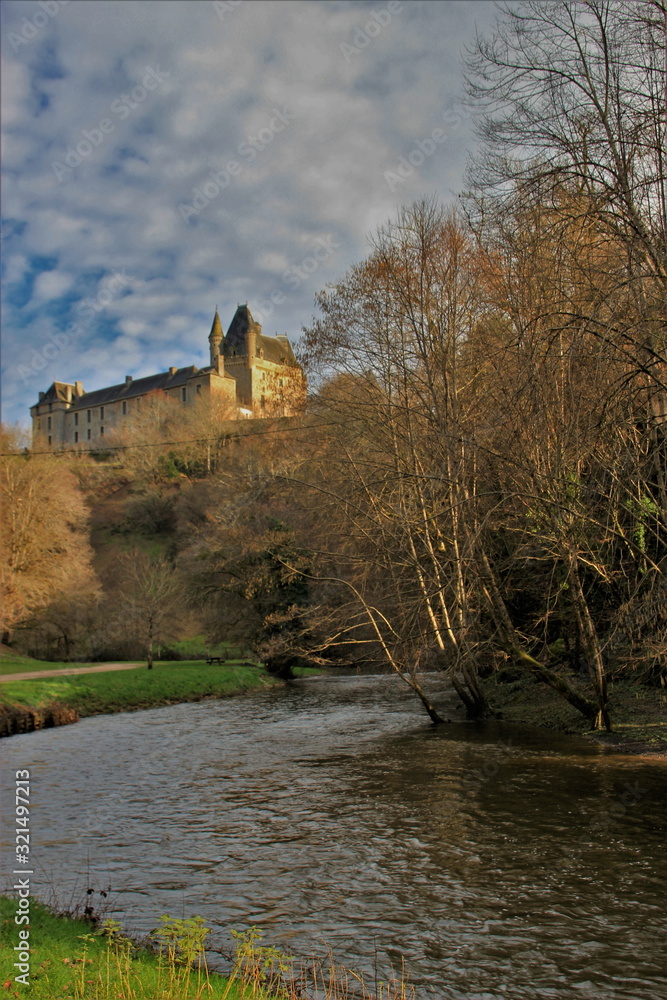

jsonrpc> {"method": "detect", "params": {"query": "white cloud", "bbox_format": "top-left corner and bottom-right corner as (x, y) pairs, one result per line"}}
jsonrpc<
(32, 270), (75, 300)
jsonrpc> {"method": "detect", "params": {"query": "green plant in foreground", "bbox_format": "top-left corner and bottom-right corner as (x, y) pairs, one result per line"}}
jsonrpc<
(230, 926), (292, 997)
(152, 914), (213, 999)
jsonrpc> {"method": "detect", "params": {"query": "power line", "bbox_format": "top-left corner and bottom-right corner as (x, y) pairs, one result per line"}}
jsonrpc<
(0, 418), (342, 458)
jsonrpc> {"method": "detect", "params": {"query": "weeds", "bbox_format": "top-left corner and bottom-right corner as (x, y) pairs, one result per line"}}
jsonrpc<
(0, 896), (415, 1000)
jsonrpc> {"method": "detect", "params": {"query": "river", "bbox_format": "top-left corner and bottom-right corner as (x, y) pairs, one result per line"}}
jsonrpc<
(1, 673), (666, 999)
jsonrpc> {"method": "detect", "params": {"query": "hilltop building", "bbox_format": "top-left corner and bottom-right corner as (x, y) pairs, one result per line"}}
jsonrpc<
(31, 305), (305, 450)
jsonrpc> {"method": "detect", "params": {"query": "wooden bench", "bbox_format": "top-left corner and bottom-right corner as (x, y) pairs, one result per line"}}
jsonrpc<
(205, 656), (224, 665)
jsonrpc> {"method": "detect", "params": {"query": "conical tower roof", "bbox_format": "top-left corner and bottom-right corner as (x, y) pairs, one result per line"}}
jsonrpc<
(209, 308), (223, 341)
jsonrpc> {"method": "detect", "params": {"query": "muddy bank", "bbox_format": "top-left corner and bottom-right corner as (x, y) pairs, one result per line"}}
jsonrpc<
(0, 702), (79, 738)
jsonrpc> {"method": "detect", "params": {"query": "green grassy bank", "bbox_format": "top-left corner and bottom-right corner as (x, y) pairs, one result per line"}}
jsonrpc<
(0, 897), (409, 1000)
(0, 658), (279, 738)
(0, 896), (264, 999)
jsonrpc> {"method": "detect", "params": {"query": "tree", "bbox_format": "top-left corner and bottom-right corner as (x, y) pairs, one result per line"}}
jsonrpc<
(464, 0), (667, 396)
(110, 389), (240, 481)
(0, 433), (99, 642)
(300, 200), (496, 722)
(109, 550), (184, 668)
(176, 444), (316, 677)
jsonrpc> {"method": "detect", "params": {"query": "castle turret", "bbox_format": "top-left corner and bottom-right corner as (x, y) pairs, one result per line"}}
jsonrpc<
(208, 308), (224, 373)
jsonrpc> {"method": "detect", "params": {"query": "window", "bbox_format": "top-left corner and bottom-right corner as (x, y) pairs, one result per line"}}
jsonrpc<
(74, 432), (79, 443)
(47, 416), (52, 430)
(87, 410), (91, 423)
(182, 387), (187, 402)
(48, 403), (53, 412)
(196, 384), (201, 394)
(48, 436), (52, 445)
(100, 406), (104, 419)
(100, 426), (104, 436)
(74, 412), (79, 426)
(37, 419), (41, 430)
(122, 401), (127, 415)
(87, 429), (91, 440)
(260, 394), (266, 410)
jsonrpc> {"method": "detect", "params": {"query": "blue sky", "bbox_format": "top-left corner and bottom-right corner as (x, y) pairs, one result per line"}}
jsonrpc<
(1, 0), (500, 430)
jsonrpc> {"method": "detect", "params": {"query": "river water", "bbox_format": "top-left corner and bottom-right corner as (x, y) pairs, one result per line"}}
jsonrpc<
(1, 674), (666, 999)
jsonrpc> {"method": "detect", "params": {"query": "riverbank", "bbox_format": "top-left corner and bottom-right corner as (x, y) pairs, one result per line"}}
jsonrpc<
(0, 895), (247, 999)
(0, 657), (280, 738)
(0, 895), (410, 1000)
(487, 672), (667, 756)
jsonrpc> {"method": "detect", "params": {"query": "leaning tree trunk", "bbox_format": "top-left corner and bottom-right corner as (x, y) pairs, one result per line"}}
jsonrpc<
(566, 550), (610, 731)
(477, 546), (599, 726)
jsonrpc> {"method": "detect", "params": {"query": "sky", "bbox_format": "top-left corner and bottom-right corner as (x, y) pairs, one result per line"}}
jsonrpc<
(1, 0), (501, 430)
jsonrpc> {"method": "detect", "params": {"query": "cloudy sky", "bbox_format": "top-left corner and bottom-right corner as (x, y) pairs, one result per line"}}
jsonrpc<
(1, 0), (501, 429)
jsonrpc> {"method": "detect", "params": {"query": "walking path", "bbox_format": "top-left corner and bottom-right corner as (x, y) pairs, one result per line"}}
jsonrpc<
(0, 663), (145, 683)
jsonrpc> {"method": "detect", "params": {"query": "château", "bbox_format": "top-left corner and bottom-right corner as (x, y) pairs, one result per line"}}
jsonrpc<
(31, 304), (305, 450)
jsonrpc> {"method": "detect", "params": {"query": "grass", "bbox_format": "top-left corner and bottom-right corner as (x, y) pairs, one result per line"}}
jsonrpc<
(0, 898), (414, 1000)
(0, 661), (279, 737)
(0, 896), (250, 999)
(0, 661), (275, 713)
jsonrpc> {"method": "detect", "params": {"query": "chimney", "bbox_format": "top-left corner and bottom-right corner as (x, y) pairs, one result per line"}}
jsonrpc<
(169, 367), (177, 375)
(125, 375), (133, 385)
(75, 381), (83, 397)
(39, 391), (45, 401)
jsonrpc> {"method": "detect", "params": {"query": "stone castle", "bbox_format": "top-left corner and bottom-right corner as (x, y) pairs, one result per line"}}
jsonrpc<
(31, 305), (305, 450)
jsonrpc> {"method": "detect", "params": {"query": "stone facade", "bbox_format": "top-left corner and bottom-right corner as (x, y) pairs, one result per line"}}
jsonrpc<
(31, 305), (305, 450)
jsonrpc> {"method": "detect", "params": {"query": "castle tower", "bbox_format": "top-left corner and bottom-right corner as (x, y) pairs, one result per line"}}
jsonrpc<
(208, 308), (224, 372)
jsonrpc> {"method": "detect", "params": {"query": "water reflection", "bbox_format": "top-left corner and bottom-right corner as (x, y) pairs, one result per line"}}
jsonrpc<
(1, 674), (665, 1000)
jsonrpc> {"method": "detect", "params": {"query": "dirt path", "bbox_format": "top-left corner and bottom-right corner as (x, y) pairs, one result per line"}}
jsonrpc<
(0, 663), (145, 683)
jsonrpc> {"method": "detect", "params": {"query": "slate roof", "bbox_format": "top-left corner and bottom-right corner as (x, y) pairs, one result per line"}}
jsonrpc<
(38, 381), (76, 404)
(68, 367), (200, 410)
(224, 304), (297, 365)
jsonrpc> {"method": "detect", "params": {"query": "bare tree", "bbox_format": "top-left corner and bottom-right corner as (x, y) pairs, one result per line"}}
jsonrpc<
(109, 550), (184, 668)
(0, 435), (99, 642)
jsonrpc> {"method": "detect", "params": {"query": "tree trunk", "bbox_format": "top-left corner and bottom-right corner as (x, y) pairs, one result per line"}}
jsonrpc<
(478, 547), (599, 726)
(566, 550), (611, 731)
